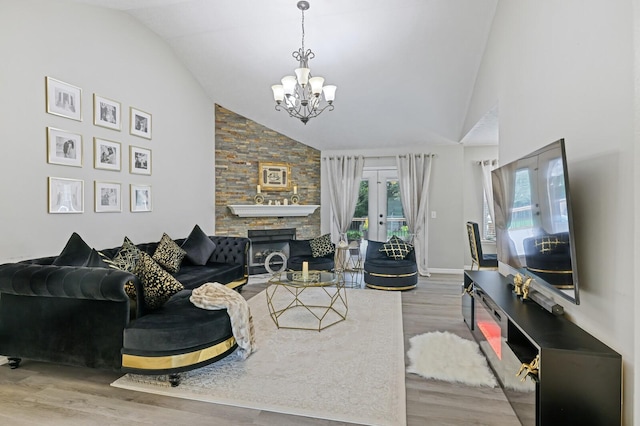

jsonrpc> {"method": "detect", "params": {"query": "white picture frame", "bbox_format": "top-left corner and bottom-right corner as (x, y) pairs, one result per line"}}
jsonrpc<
(130, 146), (151, 175)
(93, 94), (121, 130)
(46, 127), (83, 167)
(94, 138), (121, 171)
(130, 107), (152, 139)
(95, 181), (121, 213)
(45, 77), (82, 121)
(48, 177), (84, 213)
(130, 184), (152, 212)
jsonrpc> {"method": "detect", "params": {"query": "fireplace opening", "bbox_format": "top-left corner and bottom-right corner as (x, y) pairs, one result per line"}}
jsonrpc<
(248, 228), (296, 274)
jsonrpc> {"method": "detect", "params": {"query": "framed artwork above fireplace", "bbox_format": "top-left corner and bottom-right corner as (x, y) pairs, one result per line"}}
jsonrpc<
(259, 162), (291, 191)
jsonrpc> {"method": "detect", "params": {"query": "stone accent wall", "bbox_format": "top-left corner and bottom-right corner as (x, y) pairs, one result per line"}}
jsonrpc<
(215, 104), (321, 239)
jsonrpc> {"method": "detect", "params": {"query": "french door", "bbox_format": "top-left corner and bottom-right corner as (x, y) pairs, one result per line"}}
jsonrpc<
(353, 170), (406, 242)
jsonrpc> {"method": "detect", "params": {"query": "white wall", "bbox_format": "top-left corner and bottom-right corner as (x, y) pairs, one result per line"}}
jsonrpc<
(0, 0), (215, 262)
(321, 145), (465, 272)
(466, 0), (636, 423)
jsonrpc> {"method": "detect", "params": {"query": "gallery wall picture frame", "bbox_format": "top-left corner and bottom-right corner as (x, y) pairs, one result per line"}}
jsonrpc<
(93, 94), (121, 130)
(130, 184), (152, 212)
(46, 127), (83, 167)
(130, 146), (152, 175)
(45, 77), (82, 121)
(130, 107), (152, 139)
(258, 161), (291, 191)
(94, 138), (122, 171)
(48, 177), (84, 214)
(94, 181), (121, 213)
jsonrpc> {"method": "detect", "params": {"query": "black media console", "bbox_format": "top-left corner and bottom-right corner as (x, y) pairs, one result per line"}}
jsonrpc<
(462, 270), (622, 426)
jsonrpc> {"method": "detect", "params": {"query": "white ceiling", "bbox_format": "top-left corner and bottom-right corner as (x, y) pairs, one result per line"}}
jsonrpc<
(72, 0), (498, 150)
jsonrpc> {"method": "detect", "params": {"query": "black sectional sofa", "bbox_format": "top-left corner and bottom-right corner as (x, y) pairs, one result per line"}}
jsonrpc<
(0, 231), (250, 376)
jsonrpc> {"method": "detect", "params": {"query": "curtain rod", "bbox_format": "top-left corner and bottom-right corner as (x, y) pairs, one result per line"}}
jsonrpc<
(476, 159), (498, 165)
(322, 153), (436, 160)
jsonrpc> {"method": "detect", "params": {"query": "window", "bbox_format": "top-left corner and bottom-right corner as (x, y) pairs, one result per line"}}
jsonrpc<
(482, 192), (496, 241)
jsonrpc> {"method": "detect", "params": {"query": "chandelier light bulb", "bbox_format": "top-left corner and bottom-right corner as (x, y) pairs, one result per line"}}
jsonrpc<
(308, 76), (324, 96)
(281, 76), (297, 95)
(271, 85), (285, 102)
(322, 85), (337, 103)
(295, 67), (310, 86)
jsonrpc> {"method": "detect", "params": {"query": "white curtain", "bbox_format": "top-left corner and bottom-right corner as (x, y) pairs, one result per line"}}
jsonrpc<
(396, 153), (434, 276)
(480, 159), (498, 224)
(322, 156), (365, 242)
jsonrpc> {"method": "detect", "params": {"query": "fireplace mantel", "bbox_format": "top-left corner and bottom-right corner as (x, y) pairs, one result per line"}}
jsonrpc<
(227, 204), (320, 217)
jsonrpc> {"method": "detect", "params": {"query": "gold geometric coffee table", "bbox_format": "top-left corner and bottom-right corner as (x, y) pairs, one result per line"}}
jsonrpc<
(266, 270), (348, 331)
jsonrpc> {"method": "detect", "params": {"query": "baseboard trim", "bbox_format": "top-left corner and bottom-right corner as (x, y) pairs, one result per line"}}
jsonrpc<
(427, 268), (465, 275)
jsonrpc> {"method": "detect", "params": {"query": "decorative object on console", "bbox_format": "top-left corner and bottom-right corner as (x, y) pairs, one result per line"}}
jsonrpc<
(45, 76), (82, 121)
(93, 93), (121, 130)
(521, 276), (532, 300)
(290, 194), (300, 204)
(258, 162), (290, 191)
(270, 1), (337, 125)
(254, 193), (265, 205)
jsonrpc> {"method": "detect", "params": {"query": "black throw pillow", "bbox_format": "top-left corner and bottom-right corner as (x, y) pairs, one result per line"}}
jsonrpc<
(181, 224), (216, 265)
(84, 249), (110, 268)
(52, 232), (93, 266)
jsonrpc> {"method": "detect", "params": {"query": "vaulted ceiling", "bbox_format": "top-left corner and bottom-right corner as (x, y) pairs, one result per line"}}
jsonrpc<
(72, 0), (498, 150)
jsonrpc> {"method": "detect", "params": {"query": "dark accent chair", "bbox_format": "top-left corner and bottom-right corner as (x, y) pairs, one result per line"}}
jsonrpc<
(286, 239), (335, 271)
(523, 232), (573, 287)
(363, 240), (418, 291)
(466, 221), (497, 270)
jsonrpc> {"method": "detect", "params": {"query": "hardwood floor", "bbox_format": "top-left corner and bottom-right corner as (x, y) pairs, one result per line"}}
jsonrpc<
(0, 274), (520, 425)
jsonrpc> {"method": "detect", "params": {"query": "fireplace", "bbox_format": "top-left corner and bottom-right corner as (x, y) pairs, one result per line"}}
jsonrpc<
(248, 228), (296, 274)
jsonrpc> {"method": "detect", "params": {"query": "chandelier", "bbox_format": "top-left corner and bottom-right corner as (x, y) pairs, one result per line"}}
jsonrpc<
(271, 1), (337, 125)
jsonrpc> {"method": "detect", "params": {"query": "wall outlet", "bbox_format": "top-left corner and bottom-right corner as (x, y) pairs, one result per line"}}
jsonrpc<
(431, 211), (437, 218)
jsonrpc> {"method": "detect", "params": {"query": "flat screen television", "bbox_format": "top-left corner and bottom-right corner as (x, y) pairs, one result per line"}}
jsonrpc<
(491, 138), (580, 304)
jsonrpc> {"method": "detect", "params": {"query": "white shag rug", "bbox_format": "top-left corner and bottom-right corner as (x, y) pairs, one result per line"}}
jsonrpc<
(406, 331), (497, 387)
(112, 288), (406, 426)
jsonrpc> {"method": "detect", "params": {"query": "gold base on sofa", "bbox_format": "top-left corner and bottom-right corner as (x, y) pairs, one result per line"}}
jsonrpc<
(225, 276), (248, 290)
(367, 271), (417, 278)
(365, 283), (417, 291)
(122, 336), (236, 370)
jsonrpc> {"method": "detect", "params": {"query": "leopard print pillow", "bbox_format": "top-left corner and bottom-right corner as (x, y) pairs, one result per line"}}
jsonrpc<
(310, 233), (335, 258)
(134, 252), (184, 310)
(152, 233), (186, 273)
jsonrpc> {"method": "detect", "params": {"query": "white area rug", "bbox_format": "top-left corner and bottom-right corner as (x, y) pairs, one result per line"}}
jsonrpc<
(406, 331), (497, 387)
(112, 288), (406, 426)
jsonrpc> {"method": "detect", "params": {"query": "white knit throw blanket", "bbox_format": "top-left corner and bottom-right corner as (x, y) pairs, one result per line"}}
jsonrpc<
(189, 282), (255, 360)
